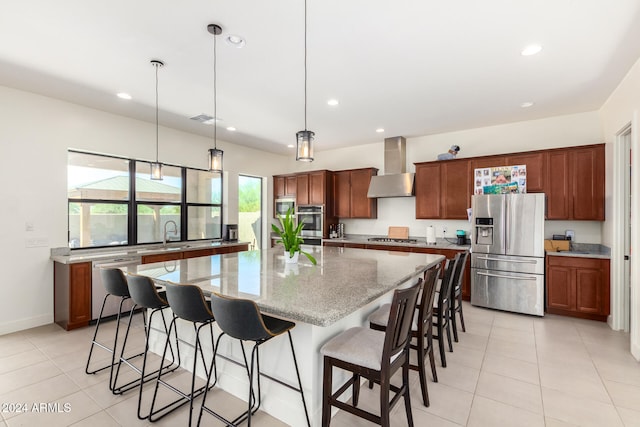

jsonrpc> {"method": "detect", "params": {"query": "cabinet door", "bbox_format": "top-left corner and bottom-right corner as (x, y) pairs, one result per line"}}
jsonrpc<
(350, 168), (377, 218)
(547, 265), (575, 310)
(415, 163), (441, 219)
(142, 252), (183, 263)
(274, 176), (286, 198)
(441, 160), (471, 219)
(333, 171), (351, 217)
(507, 152), (545, 192)
(575, 267), (603, 314)
(296, 174), (309, 206)
(69, 262), (92, 326)
(470, 155), (507, 172)
(285, 176), (297, 197)
(309, 171), (326, 205)
(545, 151), (570, 219)
(572, 145), (605, 220)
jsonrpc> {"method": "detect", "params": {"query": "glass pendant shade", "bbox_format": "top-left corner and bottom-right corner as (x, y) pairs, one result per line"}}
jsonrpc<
(208, 148), (223, 173)
(150, 162), (163, 180)
(296, 130), (314, 162)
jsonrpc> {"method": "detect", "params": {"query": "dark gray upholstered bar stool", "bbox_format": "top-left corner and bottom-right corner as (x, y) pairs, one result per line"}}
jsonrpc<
(149, 282), (220, 427)
(368, 264), (441, 406)
(199, 293), (310, 427)
(450, 250), (469, 342)
(112, 273), (181, 419)
(321, 280), (421, 427)
(85, 268), (142, 392)
(433, 254), (460, 367)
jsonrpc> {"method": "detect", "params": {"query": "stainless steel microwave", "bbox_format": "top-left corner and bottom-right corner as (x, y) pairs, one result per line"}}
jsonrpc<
(275, 198), (295, 216)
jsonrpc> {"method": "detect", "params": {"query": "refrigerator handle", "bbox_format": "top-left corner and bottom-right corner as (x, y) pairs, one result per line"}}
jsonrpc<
(504, 196), (509, 252)
(477, 271), (538, 281)
(477, 256), (538, 264)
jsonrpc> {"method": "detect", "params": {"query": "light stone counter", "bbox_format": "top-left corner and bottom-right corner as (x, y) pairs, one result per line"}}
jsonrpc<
(132, 245), (444, 426)
(130, 245), (444, 327)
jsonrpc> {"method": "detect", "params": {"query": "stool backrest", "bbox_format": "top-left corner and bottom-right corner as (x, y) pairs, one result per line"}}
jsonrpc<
(100, 268), (130, 297)
(382, 280), (421, 367)
(417, 264), (441, 332)
(451, 251), (469, 299)
(438, 254), (461, 306)
(164, 282), (214, 323)
(126, 273), (167, 309)
(209, 293), (271, 342)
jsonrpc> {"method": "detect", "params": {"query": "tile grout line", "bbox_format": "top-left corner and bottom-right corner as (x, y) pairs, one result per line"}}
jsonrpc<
(463, 310), (495, 426)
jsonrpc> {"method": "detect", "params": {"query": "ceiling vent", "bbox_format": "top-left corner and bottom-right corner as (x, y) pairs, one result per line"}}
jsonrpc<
(190, 114), (217, 125)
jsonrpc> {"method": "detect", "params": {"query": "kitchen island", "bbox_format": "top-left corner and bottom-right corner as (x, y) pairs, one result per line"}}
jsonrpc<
(130, 246), (444, 426)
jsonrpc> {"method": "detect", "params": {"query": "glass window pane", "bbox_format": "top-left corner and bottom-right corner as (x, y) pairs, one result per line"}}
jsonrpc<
(68, 202), (128, 248)
(186, 169), (222, 204)
(137, 204), (181, 244)
(238, 175), (262, 249)
(135, 162), (182, 203)
(68, 152), (130, 201)
(187, 206), (221, 240)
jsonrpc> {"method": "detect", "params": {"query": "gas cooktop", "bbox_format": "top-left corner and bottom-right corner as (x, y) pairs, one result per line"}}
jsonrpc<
(367, 237), (418, 244)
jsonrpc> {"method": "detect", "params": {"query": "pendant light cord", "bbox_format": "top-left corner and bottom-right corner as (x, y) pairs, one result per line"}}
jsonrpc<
(304, 0), (308, 131)
(213, 28), (218, 149)
(155, 63), (159, 163)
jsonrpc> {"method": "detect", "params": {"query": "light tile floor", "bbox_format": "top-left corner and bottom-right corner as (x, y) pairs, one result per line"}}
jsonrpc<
(1, 302), (639, 426)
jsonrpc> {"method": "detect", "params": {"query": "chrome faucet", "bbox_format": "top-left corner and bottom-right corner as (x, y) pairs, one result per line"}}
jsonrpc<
(163, 220), (178, 247)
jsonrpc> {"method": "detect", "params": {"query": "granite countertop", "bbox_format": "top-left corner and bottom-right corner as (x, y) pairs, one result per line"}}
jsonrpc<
(323, 234), (471, 250)
(130, 246), (444, 327)
(50, 240), (250, 264)
(545, 243), (611, 259)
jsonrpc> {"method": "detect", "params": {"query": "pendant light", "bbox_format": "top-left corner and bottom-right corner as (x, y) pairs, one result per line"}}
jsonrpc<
(208, 24), (223, 173)
(296, 0), (314, 162)
(150, 60), (164, 180)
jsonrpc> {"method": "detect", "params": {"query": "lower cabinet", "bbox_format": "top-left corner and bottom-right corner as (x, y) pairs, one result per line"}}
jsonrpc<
(546, 255), (610, 321)
(54, 261), (92, 331)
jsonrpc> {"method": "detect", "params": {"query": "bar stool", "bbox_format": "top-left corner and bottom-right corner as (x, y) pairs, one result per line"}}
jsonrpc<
(321, 280), (421, 427)
(433, 254), (460, 367)
(85, 268), (142, 392)
(450, 251), (469, 342)
(149, 282), (220, 426)
(368, 264), (441, 406)
(112, 273), (181, 419)
(199, 293), (310, 427)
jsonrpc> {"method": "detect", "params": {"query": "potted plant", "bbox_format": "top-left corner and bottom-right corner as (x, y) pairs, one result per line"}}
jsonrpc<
(271, 208), (317, 265)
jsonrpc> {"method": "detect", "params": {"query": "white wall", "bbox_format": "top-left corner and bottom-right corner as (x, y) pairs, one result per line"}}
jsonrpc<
(599, 56), (640, 356)
(280, 112), (604, 241)
(0, 85), (288, 335)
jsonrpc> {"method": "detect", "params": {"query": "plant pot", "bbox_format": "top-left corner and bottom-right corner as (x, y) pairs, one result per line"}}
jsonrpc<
(284, 250), (300, 264)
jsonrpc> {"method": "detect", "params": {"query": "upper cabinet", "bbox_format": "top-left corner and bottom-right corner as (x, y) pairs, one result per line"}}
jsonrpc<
(332, 168), (378, 218)
(415, 144), (604, 220)
(415, 159), (471, 219)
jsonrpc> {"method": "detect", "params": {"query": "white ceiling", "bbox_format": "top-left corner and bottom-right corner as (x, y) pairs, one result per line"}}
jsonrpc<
(2, 1), (640, 156)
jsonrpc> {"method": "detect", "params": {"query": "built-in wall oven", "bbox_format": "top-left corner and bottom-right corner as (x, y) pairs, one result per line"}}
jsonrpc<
(275, 197), (295, 217)
(296, 205), (323, 245)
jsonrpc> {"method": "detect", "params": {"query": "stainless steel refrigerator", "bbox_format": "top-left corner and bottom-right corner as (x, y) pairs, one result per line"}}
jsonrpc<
(471, 193), (545, 316)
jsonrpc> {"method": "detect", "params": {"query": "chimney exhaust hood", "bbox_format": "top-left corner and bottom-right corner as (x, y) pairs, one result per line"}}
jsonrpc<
(367, 136), (415, 198)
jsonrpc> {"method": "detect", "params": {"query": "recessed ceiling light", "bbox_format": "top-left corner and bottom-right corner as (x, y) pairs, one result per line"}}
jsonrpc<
(226, 127), (236, 131)
(327, 99), (339, 106)
(520, 102), (535, 108)
(521, 44), (542, 56)
(287, 144), (295, 148)
(225, 35), (246, 48)
(117, 92), (132, 100)
(375, 128), (385, 133)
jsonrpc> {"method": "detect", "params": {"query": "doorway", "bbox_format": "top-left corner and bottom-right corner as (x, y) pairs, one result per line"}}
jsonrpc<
(621, 126), (632, 332)
(238, 175), (262, 250)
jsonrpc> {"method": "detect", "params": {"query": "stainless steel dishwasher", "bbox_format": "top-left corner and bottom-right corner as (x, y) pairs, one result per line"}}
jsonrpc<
(91, 256), (141, 320)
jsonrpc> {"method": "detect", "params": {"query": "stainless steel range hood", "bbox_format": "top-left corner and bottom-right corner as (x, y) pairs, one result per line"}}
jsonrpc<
(367, 136), (415, 198)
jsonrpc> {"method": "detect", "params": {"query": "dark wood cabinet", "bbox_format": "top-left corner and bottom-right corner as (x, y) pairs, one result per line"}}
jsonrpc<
(332, 168), (377, 219)
(54, 261), (92, 330)
(296, 174), (309, 206)
(285, 176), (297, 197)
(546, 255), (610, 321)
(274, 176), (286, 198)
(142, 251), (183, 263)
(309, 171), (327, 205)
(142, 244), (249, 264)
(415, 159), (470, 219)
(544, 144), (604, 220)
(506, 152), (546, 192)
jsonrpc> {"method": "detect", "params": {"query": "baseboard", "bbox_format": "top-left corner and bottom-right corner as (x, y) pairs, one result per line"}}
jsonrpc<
(0, 313), (53, 336)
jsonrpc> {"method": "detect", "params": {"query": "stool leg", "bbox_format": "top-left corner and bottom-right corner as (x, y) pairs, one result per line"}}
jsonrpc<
(402, 354), (414, 427)
(450, 304), (459, 342)
(458, 296), (466, 332)
(416, 332), (429, 407)
(85, 294), (110, 375)
(110, 300), (137, 393)
(287, 331), (311, 427)
(321, 357), (332, 427)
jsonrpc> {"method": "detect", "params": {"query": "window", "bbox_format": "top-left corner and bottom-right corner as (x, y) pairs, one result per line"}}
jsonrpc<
(67, 151), (223, 249)
(238, 175), (262, 249)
